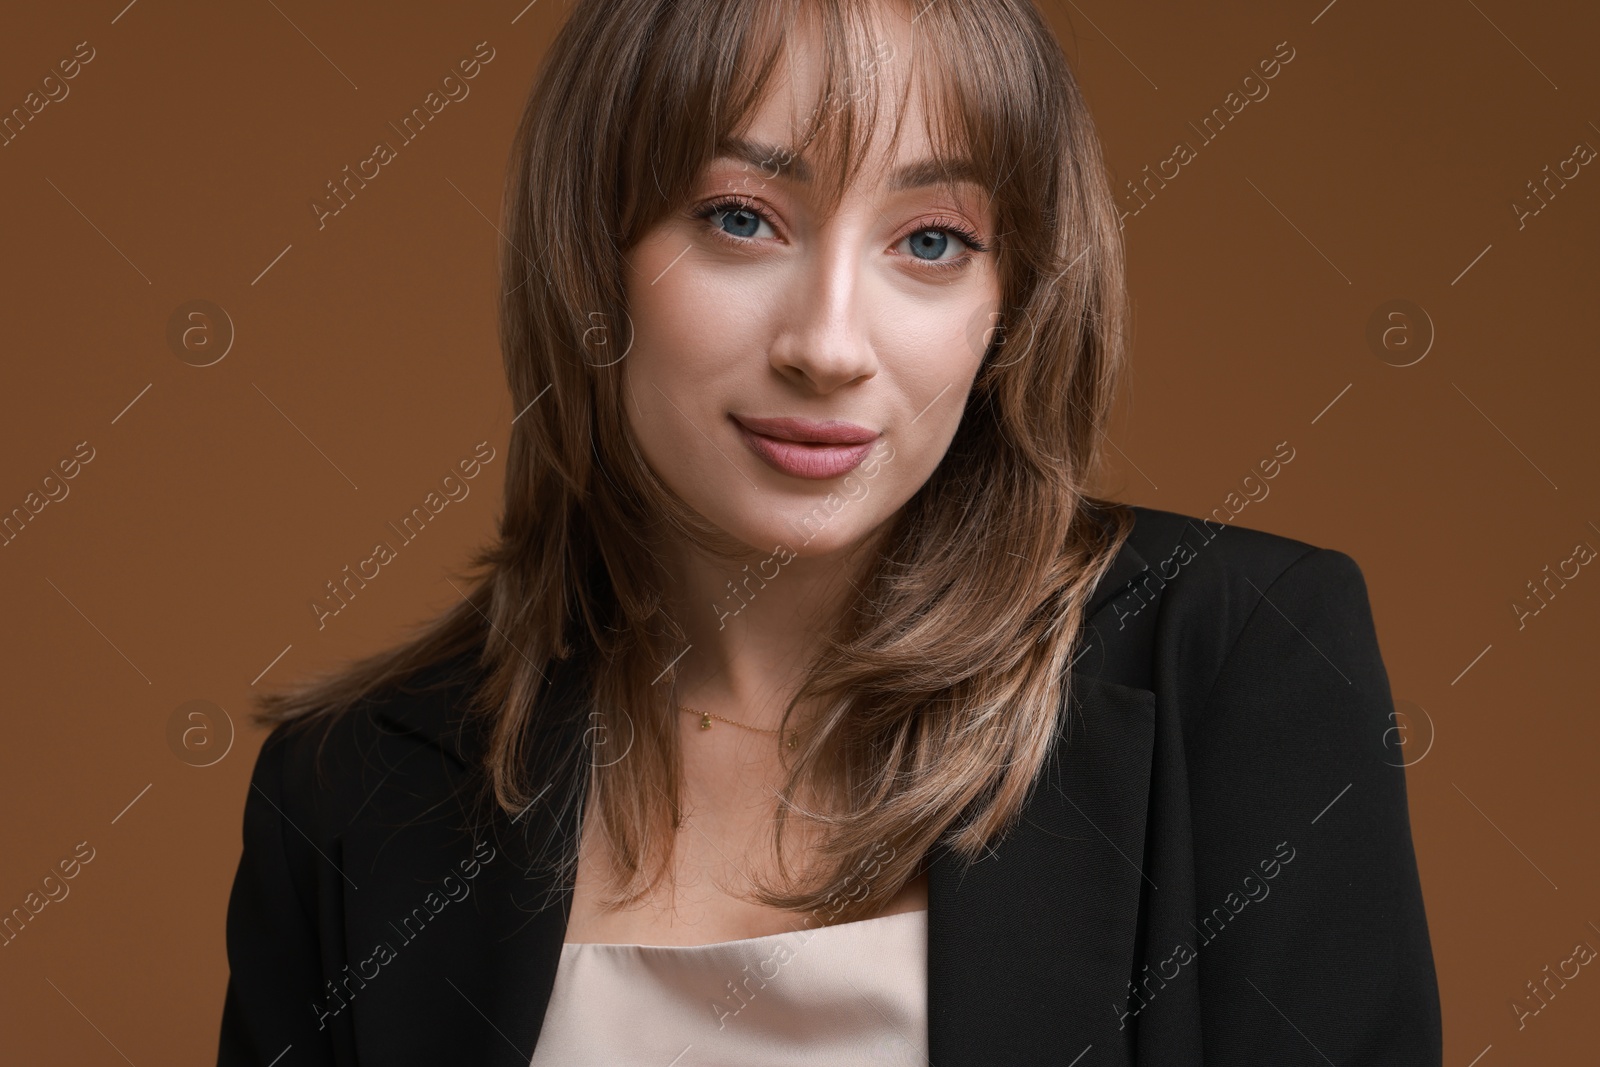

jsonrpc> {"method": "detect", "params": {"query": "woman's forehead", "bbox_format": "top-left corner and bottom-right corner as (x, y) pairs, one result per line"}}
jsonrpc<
(708, 133), (985, 199)
(719, 47), (983, 201)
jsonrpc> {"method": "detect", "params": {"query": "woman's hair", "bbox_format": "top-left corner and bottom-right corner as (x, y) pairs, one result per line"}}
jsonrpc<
(254, 0), (1135, 924)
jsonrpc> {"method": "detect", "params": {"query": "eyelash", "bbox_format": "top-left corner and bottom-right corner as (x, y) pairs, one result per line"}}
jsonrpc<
(690, 195), (989, 275)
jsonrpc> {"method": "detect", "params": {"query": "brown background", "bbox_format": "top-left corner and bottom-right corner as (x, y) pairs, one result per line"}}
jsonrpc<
(2, 0), (1596, 1062)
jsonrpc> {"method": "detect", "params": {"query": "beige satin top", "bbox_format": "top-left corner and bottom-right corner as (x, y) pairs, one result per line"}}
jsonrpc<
(528, 907), (929, 1066)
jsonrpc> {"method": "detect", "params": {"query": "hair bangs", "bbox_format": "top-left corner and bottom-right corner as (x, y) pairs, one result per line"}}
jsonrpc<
(620, 0), (1010, 238)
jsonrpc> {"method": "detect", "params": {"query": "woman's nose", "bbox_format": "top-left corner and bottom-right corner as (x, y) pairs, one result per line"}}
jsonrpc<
(767, 237), (879, 394)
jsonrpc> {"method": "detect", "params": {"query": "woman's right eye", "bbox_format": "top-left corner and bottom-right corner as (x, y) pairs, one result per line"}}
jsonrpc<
(695, 198), (776, 242)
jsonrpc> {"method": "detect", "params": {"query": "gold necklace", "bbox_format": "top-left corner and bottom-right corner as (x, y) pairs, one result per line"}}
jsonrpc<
(678, 704), (799, 750)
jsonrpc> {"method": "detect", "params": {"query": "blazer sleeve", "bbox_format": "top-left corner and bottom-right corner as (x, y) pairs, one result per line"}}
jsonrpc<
(1185, 547), (1443, 1064)
(217, 725), (340, 1066)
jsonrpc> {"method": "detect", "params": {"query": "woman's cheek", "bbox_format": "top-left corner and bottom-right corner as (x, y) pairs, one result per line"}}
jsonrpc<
(637, 378), (708, 491)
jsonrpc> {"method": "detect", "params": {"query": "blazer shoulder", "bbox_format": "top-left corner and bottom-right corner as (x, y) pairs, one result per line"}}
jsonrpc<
(1094, 506), (1374, 691)
(245, 650), (487, 844)
(1110, 504), (1358, 618)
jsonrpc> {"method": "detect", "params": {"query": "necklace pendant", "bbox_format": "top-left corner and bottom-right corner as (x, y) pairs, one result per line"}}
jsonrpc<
(699, 713), (713, 731)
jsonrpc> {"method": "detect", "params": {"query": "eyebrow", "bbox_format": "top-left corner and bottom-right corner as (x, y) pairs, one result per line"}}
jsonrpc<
(715, 137), (985, 193)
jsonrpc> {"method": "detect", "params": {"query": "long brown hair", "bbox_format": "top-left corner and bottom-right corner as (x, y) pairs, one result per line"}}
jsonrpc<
(255, 0), (1134, 924)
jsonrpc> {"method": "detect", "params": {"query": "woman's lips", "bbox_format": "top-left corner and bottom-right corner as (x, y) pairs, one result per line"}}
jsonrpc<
(732, 418), (879, 480)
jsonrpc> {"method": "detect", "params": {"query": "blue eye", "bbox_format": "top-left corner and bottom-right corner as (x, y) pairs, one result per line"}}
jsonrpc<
(907, 229), (950, 260)
(715, 205), (762, 238)
(698, 199), (773, 240)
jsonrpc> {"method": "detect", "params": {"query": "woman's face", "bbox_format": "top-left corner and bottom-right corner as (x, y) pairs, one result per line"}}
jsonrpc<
(621, 21), (999, 560)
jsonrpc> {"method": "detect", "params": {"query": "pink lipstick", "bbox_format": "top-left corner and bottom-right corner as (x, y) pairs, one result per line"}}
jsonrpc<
(731, 415), (881, 480)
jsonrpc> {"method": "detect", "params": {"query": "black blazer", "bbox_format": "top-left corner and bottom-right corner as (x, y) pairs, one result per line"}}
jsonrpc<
(218, 504), (1443, 1065)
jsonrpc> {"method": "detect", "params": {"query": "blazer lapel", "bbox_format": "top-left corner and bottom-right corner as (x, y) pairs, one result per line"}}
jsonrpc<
(349, 649), (592, 1067)
(926, 534), (1156, 1065)
(363, 525), (1157, 1065)
(924, 674), (1156, 1065)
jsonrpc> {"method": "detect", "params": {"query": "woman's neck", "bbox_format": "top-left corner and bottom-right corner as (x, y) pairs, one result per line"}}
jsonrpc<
(661, 531), (877, 733)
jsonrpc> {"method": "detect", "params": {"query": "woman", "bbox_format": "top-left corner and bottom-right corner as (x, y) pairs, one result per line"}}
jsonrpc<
(218, 0), (1442, 1064)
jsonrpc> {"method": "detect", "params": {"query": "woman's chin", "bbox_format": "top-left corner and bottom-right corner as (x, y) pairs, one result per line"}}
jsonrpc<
(757, 514), (885, 561)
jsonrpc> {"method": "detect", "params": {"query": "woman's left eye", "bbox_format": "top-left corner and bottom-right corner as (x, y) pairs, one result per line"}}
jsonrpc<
(899, 226), (982, 264)
(905, 229), (955, 260)
(902, 230), (960, 260)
